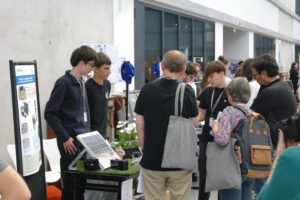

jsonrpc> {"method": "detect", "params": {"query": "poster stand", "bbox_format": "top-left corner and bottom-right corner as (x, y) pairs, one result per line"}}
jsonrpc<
(9, 60), (46, 200)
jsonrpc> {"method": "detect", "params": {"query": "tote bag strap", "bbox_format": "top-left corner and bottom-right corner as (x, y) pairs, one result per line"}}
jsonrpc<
(174, 83), (186, 117)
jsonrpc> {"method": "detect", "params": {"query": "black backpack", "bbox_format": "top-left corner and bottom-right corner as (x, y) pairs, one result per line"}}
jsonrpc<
(232, 106), (273, 178)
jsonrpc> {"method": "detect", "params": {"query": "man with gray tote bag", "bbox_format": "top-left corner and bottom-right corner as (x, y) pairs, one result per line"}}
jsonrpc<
(135, 50), (198, 200)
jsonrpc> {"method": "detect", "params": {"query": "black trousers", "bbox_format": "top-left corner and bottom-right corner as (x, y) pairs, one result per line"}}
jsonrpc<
(57, 139), (85, 200)
(198, 140), (210, 200)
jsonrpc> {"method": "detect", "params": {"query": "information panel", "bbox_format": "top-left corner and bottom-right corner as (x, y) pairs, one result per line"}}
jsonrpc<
(10, 61), (42, 176)
(9, 60), (46, 200)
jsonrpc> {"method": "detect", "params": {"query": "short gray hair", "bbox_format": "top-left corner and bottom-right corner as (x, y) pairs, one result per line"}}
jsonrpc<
(226, 77), (251, 104)
(161, 50), (186, 72)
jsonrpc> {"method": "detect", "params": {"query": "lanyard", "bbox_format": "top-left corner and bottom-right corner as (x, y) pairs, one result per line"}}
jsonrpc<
(79, 79), (87, 112)
(210, 88), (225, 117)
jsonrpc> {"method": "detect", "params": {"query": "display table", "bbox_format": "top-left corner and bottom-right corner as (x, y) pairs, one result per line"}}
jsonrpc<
(64, 161), (139, 200)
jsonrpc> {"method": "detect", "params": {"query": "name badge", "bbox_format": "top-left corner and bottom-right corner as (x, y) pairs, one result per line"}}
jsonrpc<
(84, 112), (88, 122)
(209, 117), (214, 127)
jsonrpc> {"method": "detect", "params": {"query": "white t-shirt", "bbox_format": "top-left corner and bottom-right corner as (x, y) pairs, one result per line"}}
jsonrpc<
(225, 77), (232, 86)
(246, 80), (260, 110)
(188, 82), (197, 97)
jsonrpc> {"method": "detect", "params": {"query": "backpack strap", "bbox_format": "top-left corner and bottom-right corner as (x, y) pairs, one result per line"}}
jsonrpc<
(233, 105), (249, 117)
(231, 105), (249, 133)
(230, 106), (237, 129)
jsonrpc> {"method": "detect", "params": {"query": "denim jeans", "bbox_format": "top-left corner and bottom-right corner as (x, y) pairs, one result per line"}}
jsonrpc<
(254, 178), (266, 194)
(218, 177), (254, 200)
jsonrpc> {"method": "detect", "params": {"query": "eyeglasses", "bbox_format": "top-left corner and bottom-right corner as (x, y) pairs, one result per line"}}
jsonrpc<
(87, 62), (95, 69)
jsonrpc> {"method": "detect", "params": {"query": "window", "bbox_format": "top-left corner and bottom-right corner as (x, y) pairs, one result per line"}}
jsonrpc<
(296, 0), (300, 16)
(179, 17), (192, 60)
(145, 8), (162, 59)
(135, 2), (215, 87)
(145, 8), (162, 82)
(204, 22), (215, 64)
(254, 34), (275, 57)
(193, 20), (204, 64)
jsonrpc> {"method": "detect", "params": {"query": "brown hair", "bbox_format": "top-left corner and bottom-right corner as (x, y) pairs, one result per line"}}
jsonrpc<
(204, 61), (226, 76)
(95, 52), (111, 68)
(186, 63), (198, 76)
(218, 55), (228, 65)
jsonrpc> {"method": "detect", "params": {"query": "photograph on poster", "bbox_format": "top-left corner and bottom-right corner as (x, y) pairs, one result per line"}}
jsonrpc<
(20, 102), (29, 118)
(18, 86), (27, 100)
(21, 123), (28, 134)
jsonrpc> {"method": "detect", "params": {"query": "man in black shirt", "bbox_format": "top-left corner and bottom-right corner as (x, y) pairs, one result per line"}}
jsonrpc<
(135, 50), (198, 199)
(251, 54), (297, 145)
(198, 61), (231, 200)
(250, 54), (297, 195)
(86, 52), (111, 139)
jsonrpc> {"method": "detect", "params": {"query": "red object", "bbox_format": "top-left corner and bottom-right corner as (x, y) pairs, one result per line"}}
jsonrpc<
(47, 185), (61, 200)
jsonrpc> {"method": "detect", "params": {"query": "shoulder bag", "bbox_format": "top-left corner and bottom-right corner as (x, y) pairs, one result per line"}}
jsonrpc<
(205, 106), (241, 192)
(161, 83), (198, 171)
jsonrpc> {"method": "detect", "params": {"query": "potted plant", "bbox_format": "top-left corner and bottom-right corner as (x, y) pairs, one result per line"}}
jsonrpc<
(116, 121), (140, 158)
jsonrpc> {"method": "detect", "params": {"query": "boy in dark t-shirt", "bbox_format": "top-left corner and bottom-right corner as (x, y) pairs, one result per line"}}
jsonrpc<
(86, 52), (111, 139)
(198, 61), (230, 200)
(85, 52), (117, 200)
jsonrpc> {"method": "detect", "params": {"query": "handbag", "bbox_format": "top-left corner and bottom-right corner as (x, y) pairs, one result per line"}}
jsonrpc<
(205, 138), (241, 192)
(161, 83), (198, 171)
(205, 106), (242, 192)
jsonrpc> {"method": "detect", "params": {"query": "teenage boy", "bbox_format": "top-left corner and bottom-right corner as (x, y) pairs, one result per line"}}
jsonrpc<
(84, 52), (116, 200)
(44, 45), (97, 200)
(198, 61), (231, 200)
(183, 62), (198, 97)
(86, 52), (111, 139)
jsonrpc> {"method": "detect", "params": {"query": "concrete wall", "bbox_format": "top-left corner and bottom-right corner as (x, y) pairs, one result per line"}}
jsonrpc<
(277, 40), (294, 71)
(294, 20), (300, 40)
(224, 27), (250, 61)
(277, 0), (295, 11)
(190, 0), (279, 32)
(215, 22), (224, 59)
(0, 0), (114, 163)
(248, 32), (255, 58)
(113, 0), (135, 92)
(279, 11), (294, 38)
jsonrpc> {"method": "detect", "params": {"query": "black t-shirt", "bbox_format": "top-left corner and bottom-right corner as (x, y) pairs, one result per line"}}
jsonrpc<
(199, 87), (230, 142)
(134, 79), (199, 170)
(289, 68), (299, 93)
(251, 78), (297, 144)
(85, 79), (111, 138)
(251, 79), (296, 120)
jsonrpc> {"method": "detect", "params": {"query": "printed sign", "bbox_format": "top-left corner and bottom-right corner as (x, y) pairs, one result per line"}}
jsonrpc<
(10, 62), (42, 176)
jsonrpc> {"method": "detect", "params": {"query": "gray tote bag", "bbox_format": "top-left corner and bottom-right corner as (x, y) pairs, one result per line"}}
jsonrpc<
(205, 138), (241, 192)
(205, 107), (242, 192)
(161, 83), (198, 171)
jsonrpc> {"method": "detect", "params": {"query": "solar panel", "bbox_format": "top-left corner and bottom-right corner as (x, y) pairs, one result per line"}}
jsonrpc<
(77, 131), (121, 169)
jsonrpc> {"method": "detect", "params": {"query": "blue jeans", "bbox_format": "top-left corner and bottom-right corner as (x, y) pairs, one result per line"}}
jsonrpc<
(254, 178), (266, 194)
(218, 177), (254, 200)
